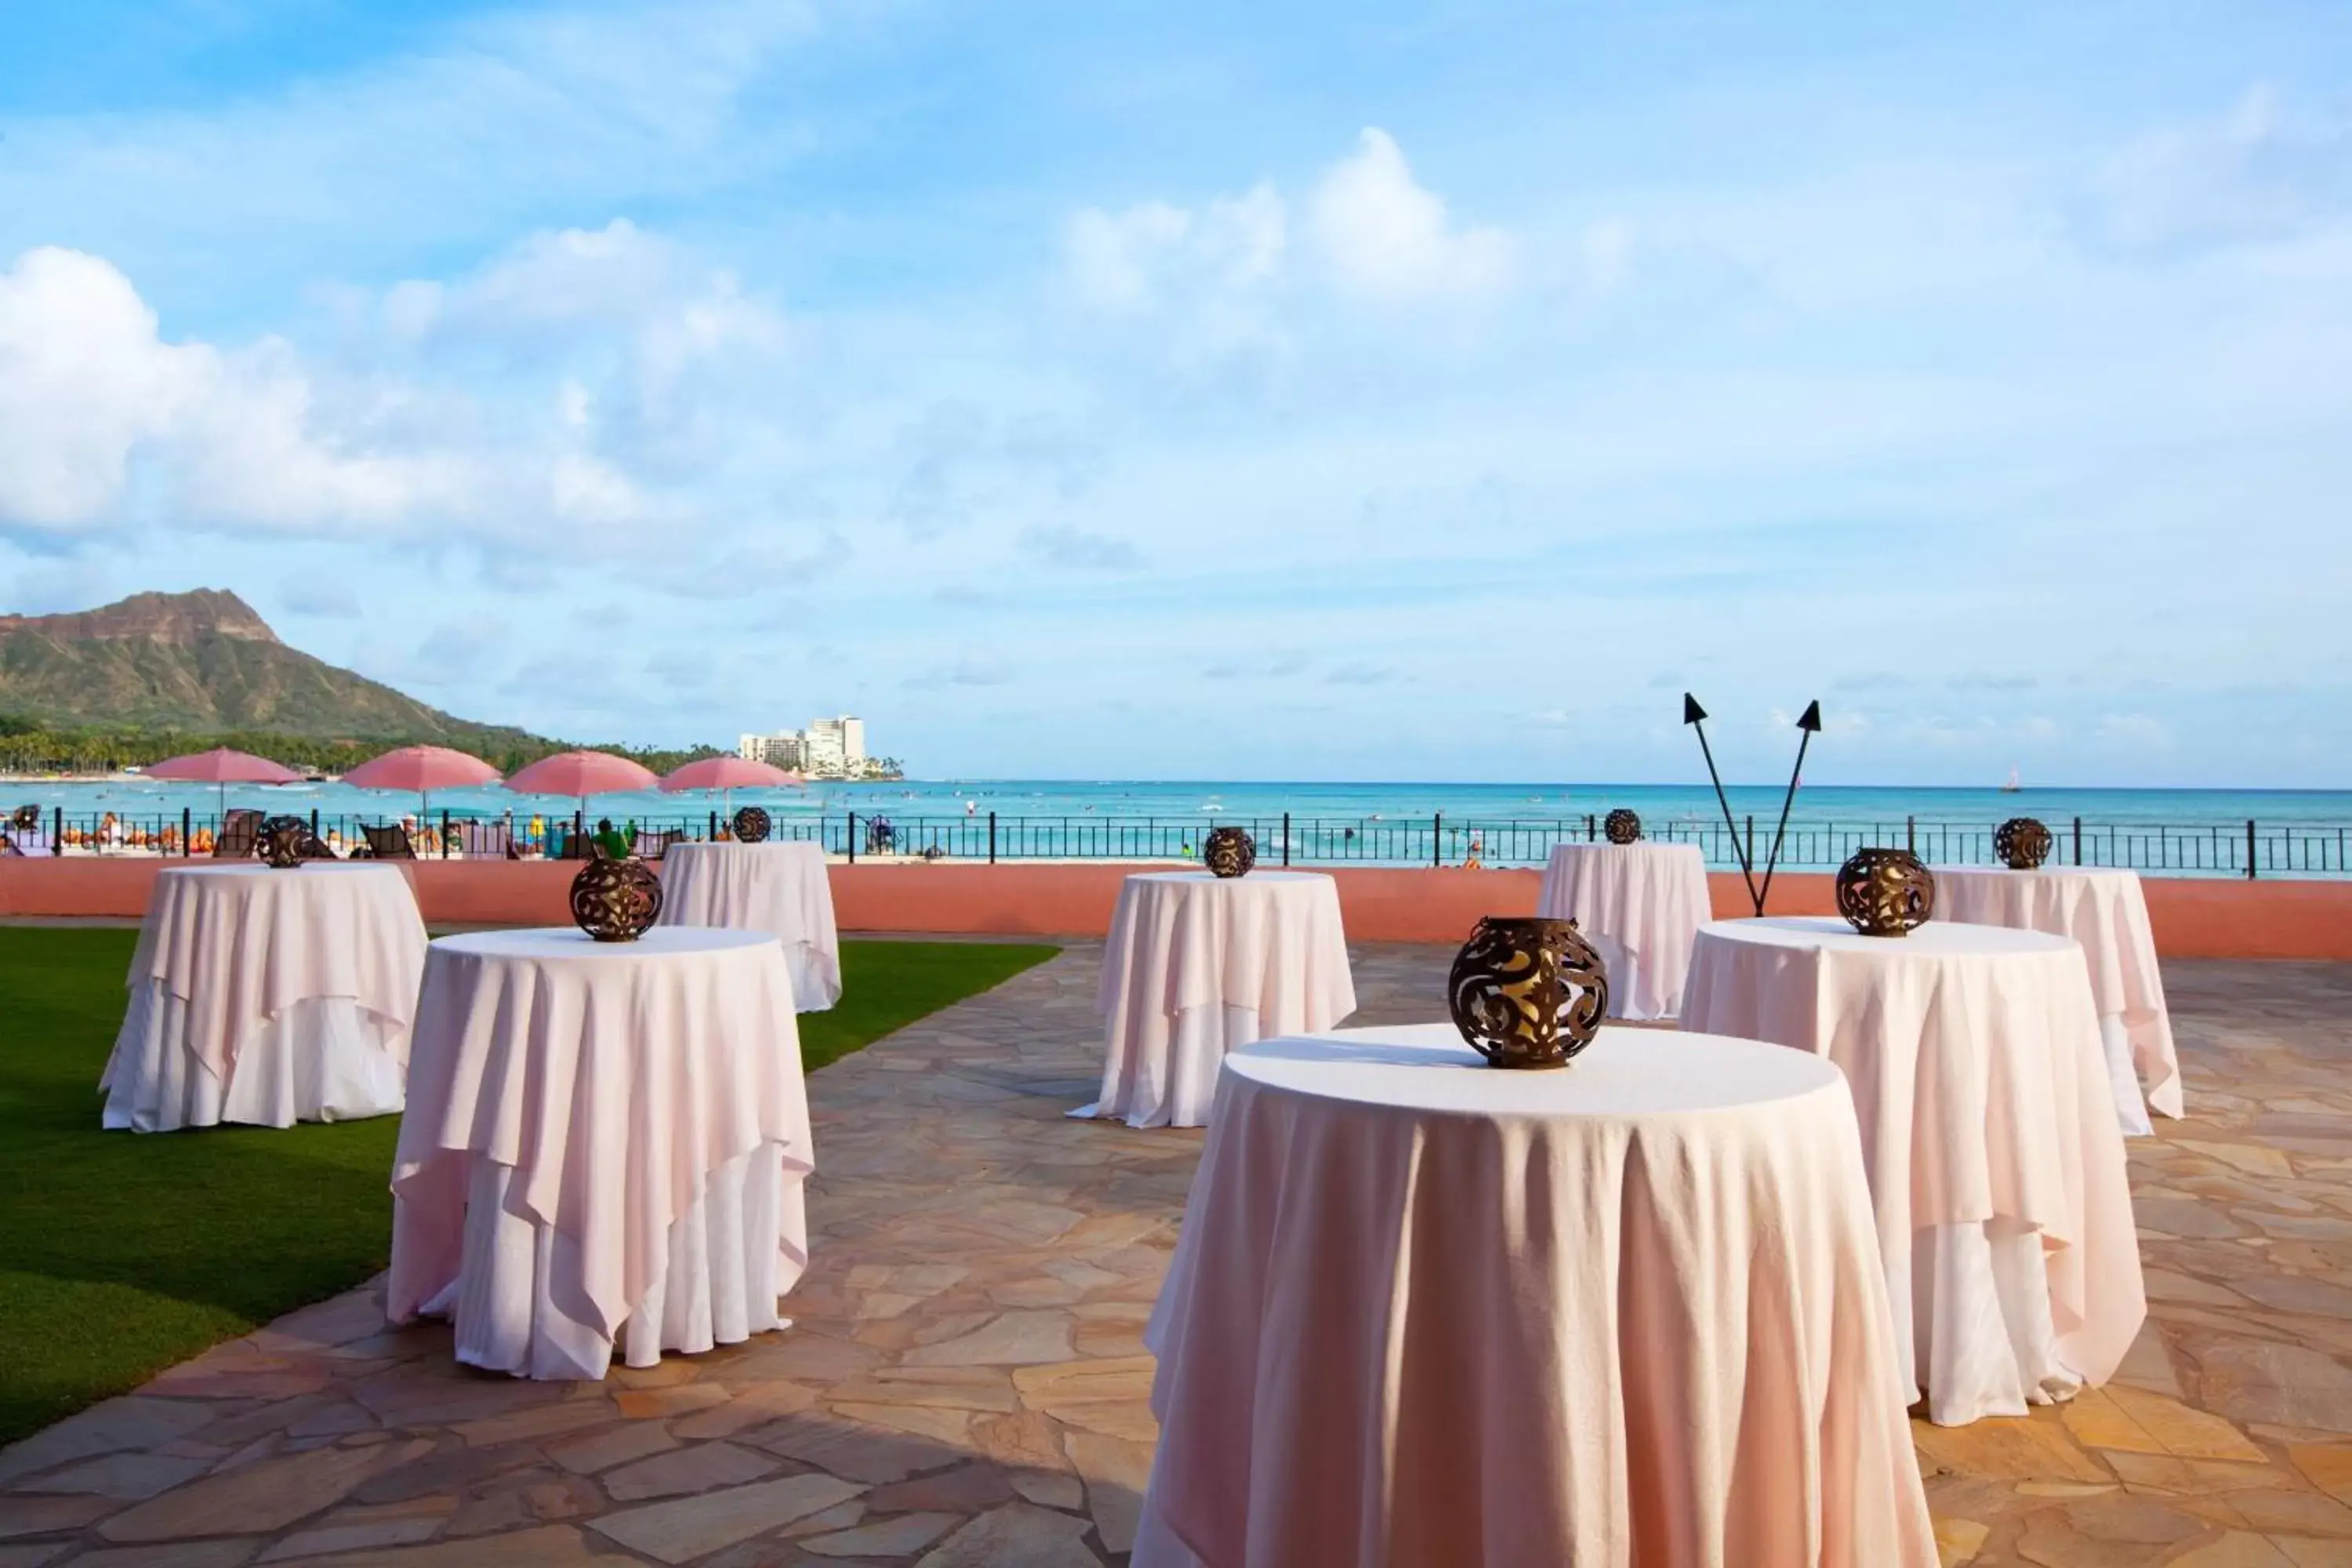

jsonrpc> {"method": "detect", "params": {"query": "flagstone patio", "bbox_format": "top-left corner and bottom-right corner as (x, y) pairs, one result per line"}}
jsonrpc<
(4, 943), (2352, 1566)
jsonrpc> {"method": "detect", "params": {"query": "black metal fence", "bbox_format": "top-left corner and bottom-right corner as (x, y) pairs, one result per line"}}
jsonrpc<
(7, 806), (2350, 878)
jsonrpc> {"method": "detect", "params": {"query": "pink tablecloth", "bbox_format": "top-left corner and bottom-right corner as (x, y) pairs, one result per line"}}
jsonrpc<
(1079, 871), (1356, 1129)
(1536, 842), (1713, 1019)
(656, 840), (841, 1011)
(100, 863), (426, 1131)
(1136, 1026), (1935, 1568)
(1682, 917), (2146, 1426)
(388, 927), (813, 1379)
(1934, 866), (2181, 1131)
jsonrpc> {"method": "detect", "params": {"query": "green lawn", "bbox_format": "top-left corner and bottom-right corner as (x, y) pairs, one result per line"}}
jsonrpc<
(0, 927), (1056, 1446)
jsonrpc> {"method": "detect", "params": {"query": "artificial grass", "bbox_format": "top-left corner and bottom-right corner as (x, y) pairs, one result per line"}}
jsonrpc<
(0, 927), (1057, 1446)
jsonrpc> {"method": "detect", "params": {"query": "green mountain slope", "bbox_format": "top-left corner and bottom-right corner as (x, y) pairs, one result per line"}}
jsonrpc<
(0, 590), (541, 752)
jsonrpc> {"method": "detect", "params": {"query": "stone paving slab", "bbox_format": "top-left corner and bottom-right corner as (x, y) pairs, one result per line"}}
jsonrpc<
(5, 946), (2352, 1566)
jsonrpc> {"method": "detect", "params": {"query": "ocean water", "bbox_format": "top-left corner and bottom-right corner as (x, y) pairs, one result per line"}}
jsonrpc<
(9, 775), (2351, 827)
(11, 777), (2350, 874)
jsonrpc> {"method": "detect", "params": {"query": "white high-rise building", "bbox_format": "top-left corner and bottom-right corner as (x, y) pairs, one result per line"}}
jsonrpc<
(736, 717), (870, 778)
(808, 716), (865, 771)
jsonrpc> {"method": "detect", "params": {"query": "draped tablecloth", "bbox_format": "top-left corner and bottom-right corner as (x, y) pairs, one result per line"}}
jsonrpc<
(1134, 1026), (1935, 1568)
(1681, 917), (2146, 1426)
(1933, 866), (2181, 1134)
(1076, 871), (1356, 1129)
(656, 840), (841, 1012)
(388, 927), (813, 1380)
(1536, 842), (1713, 1019)
(100, 863), (426, 1132)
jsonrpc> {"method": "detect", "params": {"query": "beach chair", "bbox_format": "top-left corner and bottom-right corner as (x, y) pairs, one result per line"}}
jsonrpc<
(300, 829), (339, 859)
(213, 810), (263, 859)
(0, 833), (21, 858)
(636, 829), (679, 861)
(361, 823), (417, 861)
(459, 819), (517, 860)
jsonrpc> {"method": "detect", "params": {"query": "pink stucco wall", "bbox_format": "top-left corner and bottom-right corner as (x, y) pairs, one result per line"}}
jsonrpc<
(3, 856), (2348, 960)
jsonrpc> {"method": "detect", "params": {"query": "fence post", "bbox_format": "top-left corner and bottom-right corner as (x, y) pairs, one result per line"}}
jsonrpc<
(1283, 811), (1290, 868)
(2072, 815), (2082, 866)
(310, 808), (320, 851)
(709, 809), (718, 841)
(1745, 814), (1755, 871)
(1906, 815), (1915, 855)
(1433, 813), (1443, 868)
(989, 811), (997, 864)
(53, 806), (62, 856)
(2247, 819), (2257, 880)
(848, 812), (857, 865)
(1587, 813), (1595, 843)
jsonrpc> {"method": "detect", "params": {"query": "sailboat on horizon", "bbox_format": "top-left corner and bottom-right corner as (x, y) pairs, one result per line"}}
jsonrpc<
(2001, 767), (2022, 793)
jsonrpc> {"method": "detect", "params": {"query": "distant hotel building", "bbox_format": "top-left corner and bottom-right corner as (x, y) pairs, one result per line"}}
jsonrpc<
(738, 716), (891, 780)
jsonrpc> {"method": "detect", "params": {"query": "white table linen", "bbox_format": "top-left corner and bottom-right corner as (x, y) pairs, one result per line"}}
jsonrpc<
(1135, 1026), (1936, 1568)
(1933, 866), (2181, 1134)
(656, 840), (841, 1011)
(387, 927), (813, 1380)
(1681, 917), (2146, 1426)
(1535, 841), (1713, 1019)
(1078, 871), (1356, 1129)
(100, 863), (425, 1132)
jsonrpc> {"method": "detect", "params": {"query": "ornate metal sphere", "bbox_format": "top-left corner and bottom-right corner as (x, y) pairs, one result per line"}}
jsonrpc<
(258, 815), (312, 869)
(1835, 848), (1936, 937)
(1446, 916), (1610, 1069)
(571, 849), (663, 941)
(10, 804), (38, 832)
(1994, 816), (2053, 871)
(732, 806), (771, 844)
(1603, 808), (1642, 845)
(1203, 825), (1256, 878)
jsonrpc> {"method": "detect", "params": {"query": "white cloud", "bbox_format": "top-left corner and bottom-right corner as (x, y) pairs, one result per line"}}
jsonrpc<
(376, 219), (789, 454)
(1309, 129), (1515, 301)
(1580, 216), (1635, 292)
(0, 243), (682, 543)
(1018, 524), (1143, 572)
(2080, 84), (2352, 256)
(1064, 184), (1285, 314)
(0, 246), (470, 535)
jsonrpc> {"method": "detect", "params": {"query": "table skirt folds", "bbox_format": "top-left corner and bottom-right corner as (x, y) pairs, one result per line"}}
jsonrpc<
(1896, 1220), (2080, 1425)
(1077, 1003), (1261, 1129)
(1139, 1050), (1935, 1566)
(100, 980), (407, 1132)
(409, 1142), (806, 1380)
(780, 942), (842, 1014)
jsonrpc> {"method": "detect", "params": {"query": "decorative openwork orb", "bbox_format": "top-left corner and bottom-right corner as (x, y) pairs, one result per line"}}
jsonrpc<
(258, 815), (312, 869)
(732, 805), (771, 844)
(1835, 848), (1936, 938)
(10, 804), (38, 832)
(1446, 916), (1610, 1069)
(571, 845), (663, 941)
(1994, 816), (2053, 871)
(1203, 825), (1256, 878)
(1603, 808), (1642, 845)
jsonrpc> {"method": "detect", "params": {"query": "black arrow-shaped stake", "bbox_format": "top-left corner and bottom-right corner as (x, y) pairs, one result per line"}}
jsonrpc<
(1755, 699), (1822, 916)
(1683, 694), (1760, 914)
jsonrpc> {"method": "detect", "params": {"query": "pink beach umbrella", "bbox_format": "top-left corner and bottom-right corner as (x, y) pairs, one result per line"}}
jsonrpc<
(659, 755), (805, 825)
(504, 750), (661, 798)
(342, 745), (503, 823)
(143, 746), (303, 817)
(505, 750), (661, 855)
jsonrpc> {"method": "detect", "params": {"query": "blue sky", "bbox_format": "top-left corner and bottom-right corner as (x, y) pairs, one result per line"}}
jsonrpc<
(2, 0), (2347, 786)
